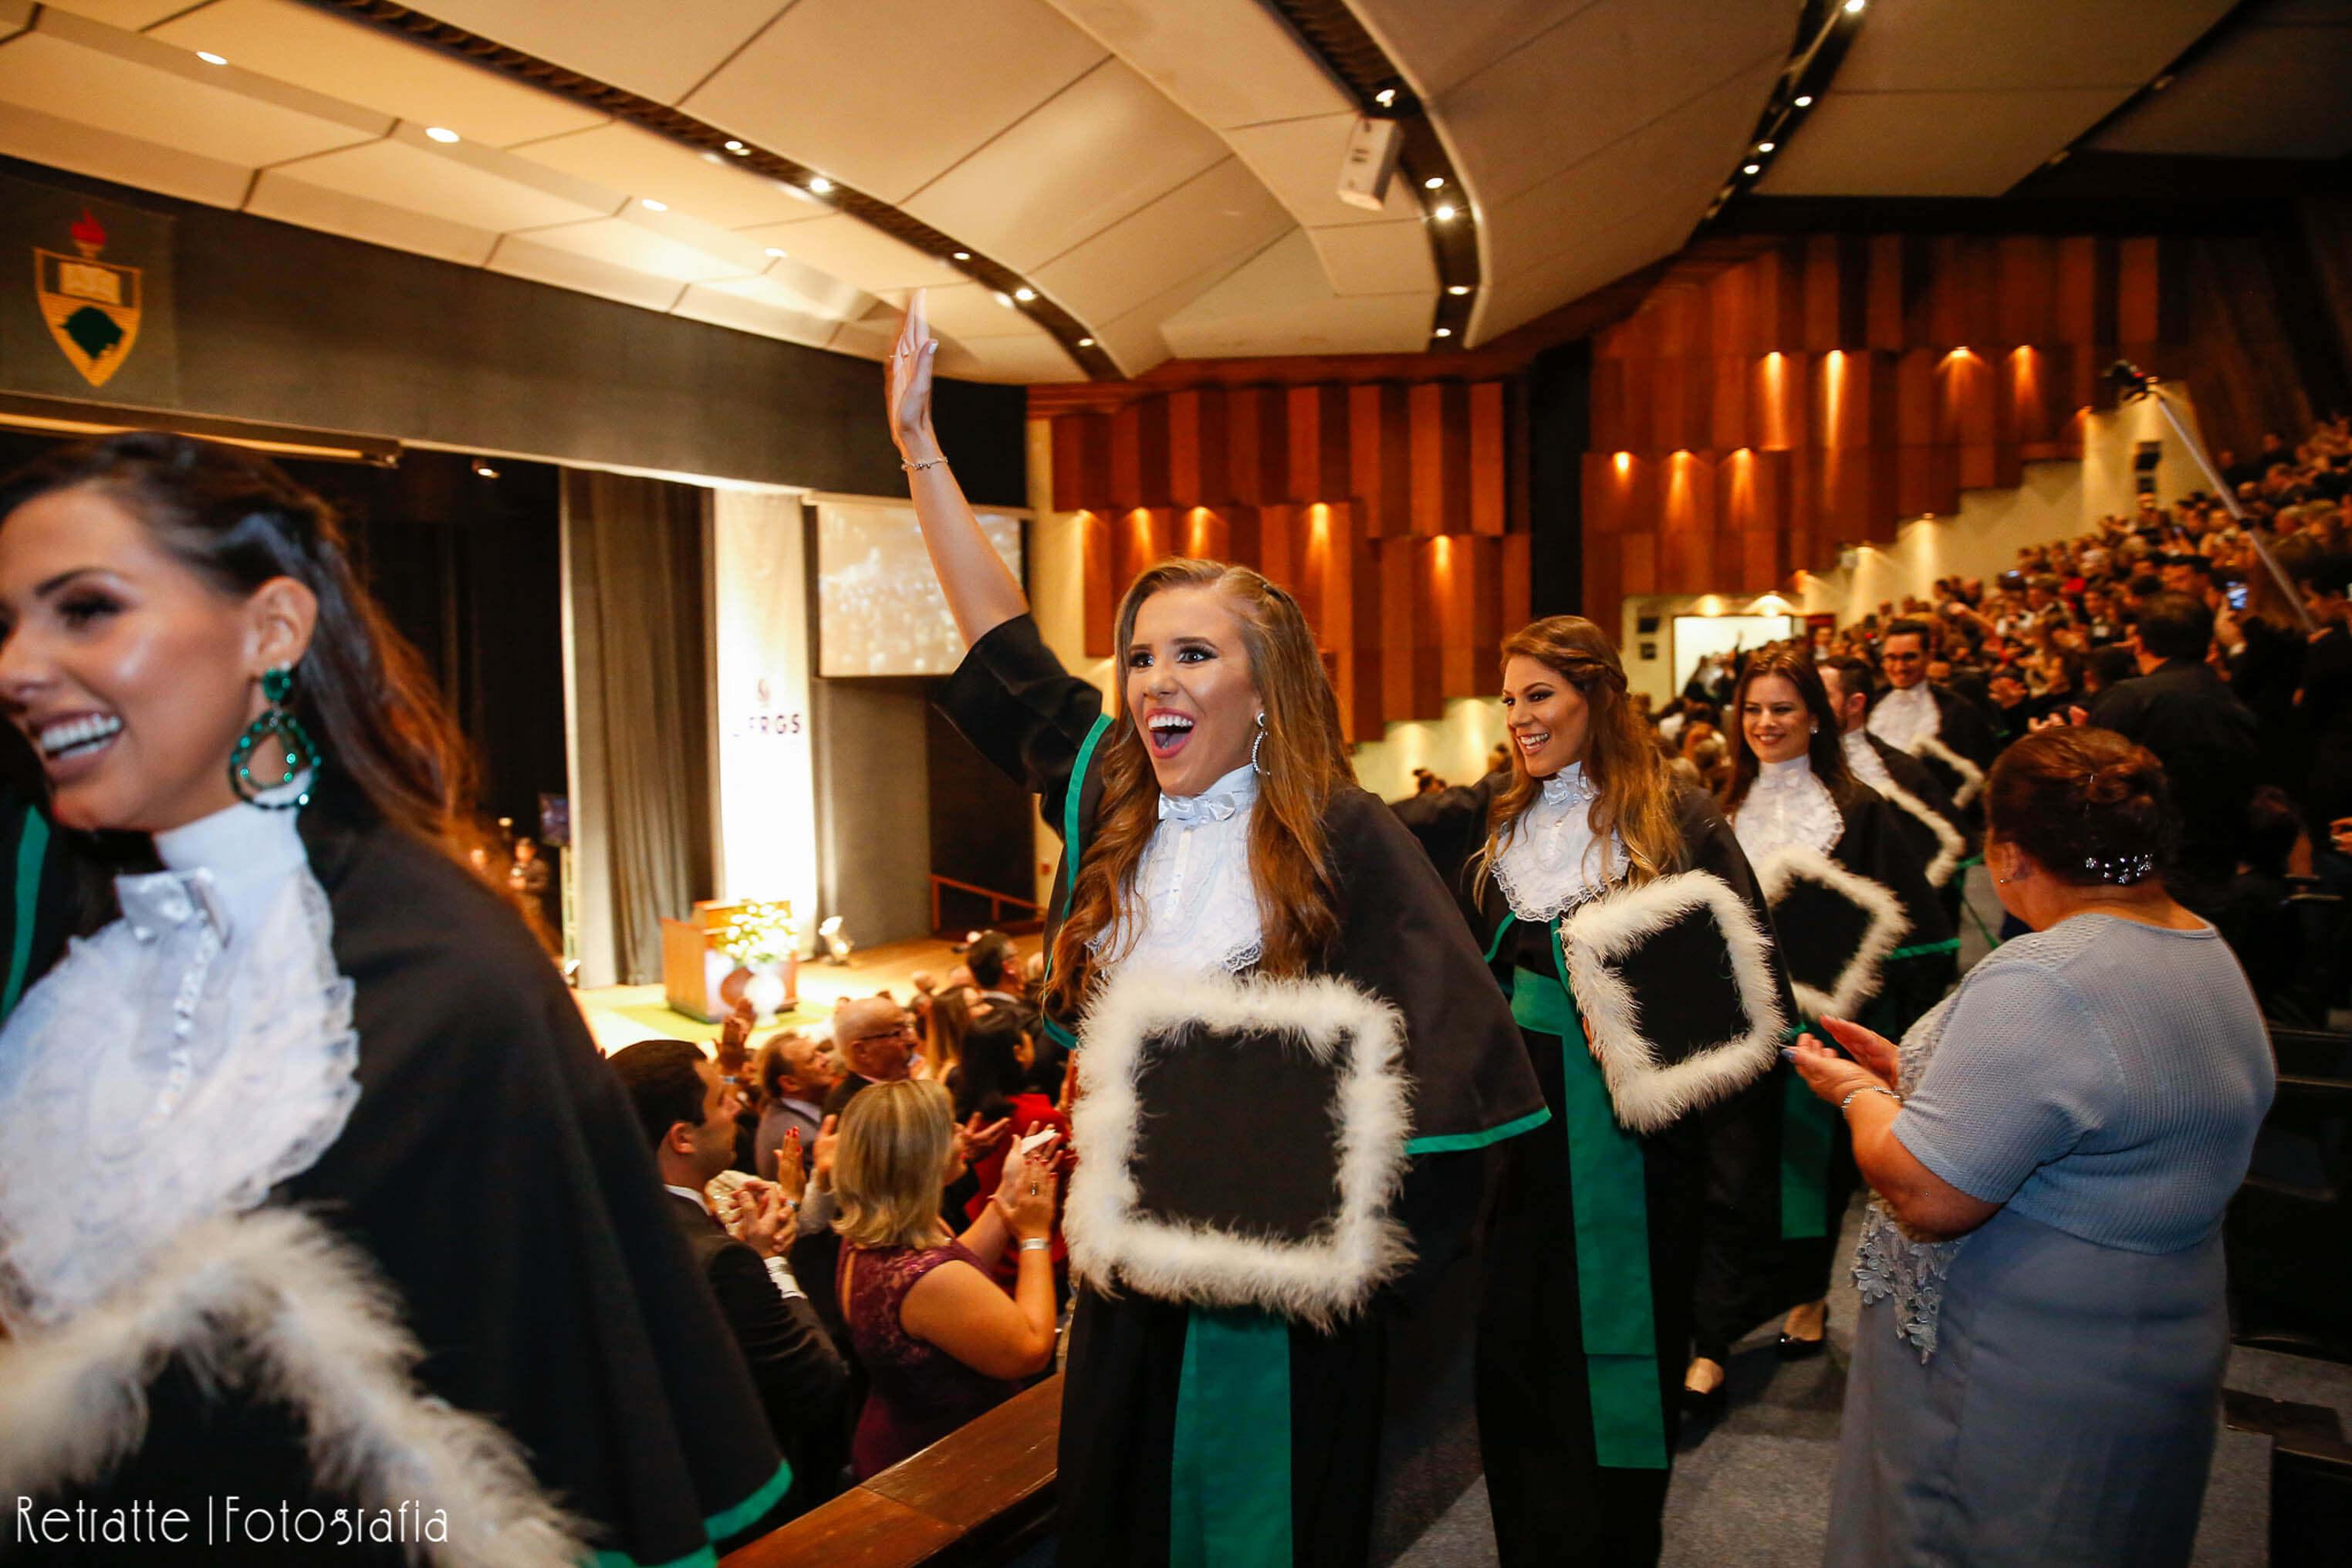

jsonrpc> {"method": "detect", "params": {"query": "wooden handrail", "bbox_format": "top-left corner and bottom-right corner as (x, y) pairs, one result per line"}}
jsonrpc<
(928, 874), (1043, 935)
(723, 1374), (1061, 1568)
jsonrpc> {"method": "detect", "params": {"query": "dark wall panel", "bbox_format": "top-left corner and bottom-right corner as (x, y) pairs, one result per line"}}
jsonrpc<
(0, 156), (1026, 505)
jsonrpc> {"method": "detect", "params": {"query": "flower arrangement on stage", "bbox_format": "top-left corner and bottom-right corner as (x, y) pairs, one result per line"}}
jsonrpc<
(717, 899), (799, 1018)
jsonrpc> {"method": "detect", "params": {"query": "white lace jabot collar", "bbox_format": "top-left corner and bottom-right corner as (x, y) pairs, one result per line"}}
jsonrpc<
(1734, 755), (1843, 863)
(0, 801), (360, 1330)
(1868, 682), (1939, 752)
(1495, 762), (1626, 922)
(1104, 762), (1264, 976)
(1157, 762), (1259, 824)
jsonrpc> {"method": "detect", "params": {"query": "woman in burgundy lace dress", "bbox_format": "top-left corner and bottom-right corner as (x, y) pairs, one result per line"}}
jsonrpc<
(833, 1077), (1061, 1477)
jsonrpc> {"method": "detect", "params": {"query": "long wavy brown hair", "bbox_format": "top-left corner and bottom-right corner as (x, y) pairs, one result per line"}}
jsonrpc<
(1044, 559), (1353, 1019)
(1473, 616), (1682, 900)
(1721, 644), (1855, 816)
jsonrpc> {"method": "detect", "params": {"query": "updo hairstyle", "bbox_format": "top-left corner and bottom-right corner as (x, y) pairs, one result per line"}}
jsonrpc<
(1983, 726), (2176, 887)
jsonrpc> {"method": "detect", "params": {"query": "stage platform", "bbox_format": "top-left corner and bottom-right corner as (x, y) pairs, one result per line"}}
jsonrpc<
(574, 931), (1044, 1055)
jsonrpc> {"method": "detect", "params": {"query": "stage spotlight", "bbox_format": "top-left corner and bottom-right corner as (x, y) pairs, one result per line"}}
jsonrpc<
(817, 916), (853, 965)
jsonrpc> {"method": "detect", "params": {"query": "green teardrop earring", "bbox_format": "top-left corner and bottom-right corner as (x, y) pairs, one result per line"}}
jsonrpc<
(228, 664), (323, 811)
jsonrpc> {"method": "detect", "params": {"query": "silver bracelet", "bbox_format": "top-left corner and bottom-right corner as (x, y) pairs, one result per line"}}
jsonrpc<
(901, 456), (948, 471)
(1839, 1084), (1902, 1114)
(1018, 1237), (1052, 1252)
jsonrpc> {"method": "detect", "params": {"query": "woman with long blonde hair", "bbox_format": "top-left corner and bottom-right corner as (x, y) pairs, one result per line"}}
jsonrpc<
(1396, 617), (1793, 1567)
(887, 295), (1543, 1568)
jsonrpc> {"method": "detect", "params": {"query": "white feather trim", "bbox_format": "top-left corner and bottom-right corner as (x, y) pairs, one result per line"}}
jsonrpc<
(1752, 843), (1909, 1021)
(1558, 870), (1787, 1134)
(1876, 779), (1967, 887)
(0, 1207), (589, 1568)
(1910, 735), (1985, 809)
(1066, 968), (1413, 1330)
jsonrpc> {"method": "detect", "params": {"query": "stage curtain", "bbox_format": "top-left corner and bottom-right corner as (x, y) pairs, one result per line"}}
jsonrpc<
(563, 469), (715, 986)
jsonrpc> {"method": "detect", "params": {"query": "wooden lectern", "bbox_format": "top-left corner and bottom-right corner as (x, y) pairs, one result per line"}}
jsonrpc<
(660, 900), (799, 1024)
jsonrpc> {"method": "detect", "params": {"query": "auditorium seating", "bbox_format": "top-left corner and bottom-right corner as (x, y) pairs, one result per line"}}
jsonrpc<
(2229, 1028), (2352, 1363)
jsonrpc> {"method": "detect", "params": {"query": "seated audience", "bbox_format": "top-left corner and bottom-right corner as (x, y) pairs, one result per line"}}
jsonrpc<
(950, 1009), (1071, 1285)
(1790, 727), (2273, 1567)
(610, 1039), (849, 1510)
(833, 1080), (1061, 1478)
(755, 1031), (840, 1181)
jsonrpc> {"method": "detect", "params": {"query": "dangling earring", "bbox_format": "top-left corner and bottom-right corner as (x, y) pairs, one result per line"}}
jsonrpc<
(1251, 711), (1268, 776)
(1809, 721), (1820, 735)
(229, 664), (323, 811)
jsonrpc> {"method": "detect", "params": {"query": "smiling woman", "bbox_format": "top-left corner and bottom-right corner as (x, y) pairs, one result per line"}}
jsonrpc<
(887, 293), (1547, 1568)
(0, 434), (798, 1568)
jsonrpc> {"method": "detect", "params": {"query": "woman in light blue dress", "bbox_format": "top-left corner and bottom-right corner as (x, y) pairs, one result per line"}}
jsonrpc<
(1790, 725), (2273, 1567)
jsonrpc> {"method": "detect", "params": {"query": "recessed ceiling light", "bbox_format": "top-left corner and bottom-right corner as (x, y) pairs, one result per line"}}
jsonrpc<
(1432, 203), (1457, 221)
(1077, 337), (1096, 347)
(1434, 327), (1453, 338)
(1757, 141), (1776, 153)
(765, 247), (786, 258)
(1843, 0), (1864, 12)
(1447, 285), (1471, 296)
(807, 176), (833, 194)
(1742, 164), (1761, 175)
(1013, 286), (1036, 302)
(1794, 94), (1814, 107)
(1374, 87), (1397, 107)
(424, 126), (460, 144)
(993, 292), (1015, 307)
(640, 198), (667, 211)
(2151, 74), (2174, 91)
(951, 250), (972, 261)
(724, 140), (745, 152)
(196, 51), (228, 66)
(1424, 176), (1444, 190)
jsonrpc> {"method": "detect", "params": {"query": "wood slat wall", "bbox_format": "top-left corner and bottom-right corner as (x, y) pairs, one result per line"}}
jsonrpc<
(1583, 233), (2172, 634)
(1046, 378), (1524, 740)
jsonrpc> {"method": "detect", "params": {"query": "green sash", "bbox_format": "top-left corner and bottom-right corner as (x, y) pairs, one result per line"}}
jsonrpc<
(1171, 1308), (1293, 1568)
(1506, 923), (1668, 1471)
(1038, 712), (1113, 1054)
(2, 806), (50, 1022)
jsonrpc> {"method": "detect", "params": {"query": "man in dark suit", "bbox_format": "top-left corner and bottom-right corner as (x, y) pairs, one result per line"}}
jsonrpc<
(1865, 619), (2001, 811)
(612, 1038), (848, 1510)
(2088, 592), (2259, 911)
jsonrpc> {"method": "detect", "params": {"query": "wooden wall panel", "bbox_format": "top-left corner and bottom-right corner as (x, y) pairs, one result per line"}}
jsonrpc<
(1410, 382), (1472, 536)
(1349, 382), (1411, 537)
(1051, 412), (1110, 514)
(1470, 381), (1509, 536)
(1165, 389), (1227, 507)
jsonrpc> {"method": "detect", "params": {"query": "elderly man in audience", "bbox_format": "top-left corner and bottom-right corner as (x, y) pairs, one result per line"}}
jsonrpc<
(823, 994), (921, 1117)
(610, 1038), (849, 1512)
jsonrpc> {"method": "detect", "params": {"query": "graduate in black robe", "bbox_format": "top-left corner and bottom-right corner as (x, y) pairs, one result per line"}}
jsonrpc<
(1689, 649), (1955, 1377)
(0, 434), (789, 1568)
(887, 295), (1542, 1568)
(1394, 619), (1793, 1568)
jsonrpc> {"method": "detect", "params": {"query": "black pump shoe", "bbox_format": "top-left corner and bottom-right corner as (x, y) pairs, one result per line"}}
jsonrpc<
(1776, 1306), (1830, 1360)
(1679, 1380), (1729, 1421)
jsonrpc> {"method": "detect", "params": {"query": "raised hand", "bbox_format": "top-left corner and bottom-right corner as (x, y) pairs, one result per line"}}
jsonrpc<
(886, 290), (941, 464)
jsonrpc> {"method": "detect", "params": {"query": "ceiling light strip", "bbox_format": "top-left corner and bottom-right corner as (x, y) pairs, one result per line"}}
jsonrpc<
(1259, 0), (1479, 349)
(1698, 0), (1870, 229)
(297, 0), (1119, 380)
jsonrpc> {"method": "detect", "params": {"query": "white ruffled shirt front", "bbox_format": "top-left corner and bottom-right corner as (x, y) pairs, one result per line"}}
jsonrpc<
(1492, 763), (1628, 922)
(0, 802), (360, 1330)
(1098, 762), (1265, 975)
(1867, 683), (1939, 752)
(1733, 755), (1845, 863)
(1843, 728), (1896, 793)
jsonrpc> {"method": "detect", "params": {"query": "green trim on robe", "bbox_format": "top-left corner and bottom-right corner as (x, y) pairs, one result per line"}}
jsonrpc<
(4, 806), (50, 1021)
(1404, 1104), (1552, 1155)
(1171, 1306), (1293, 1568)
(1040, 711), (1114, 1054)
(1779, 1072), (1839, 1241)
(586, 1456), (794, 1568)
(1505, 925), (1669, 1472)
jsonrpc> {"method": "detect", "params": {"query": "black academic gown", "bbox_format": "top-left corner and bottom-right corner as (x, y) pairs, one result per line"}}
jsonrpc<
(939, 616), (1544, 1568)
(31, 806), (794, 1566)
(1394, 774), (1792, 1568)
(1867, 682), (1999, 814)
(1690, 776), (1955, 1362)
